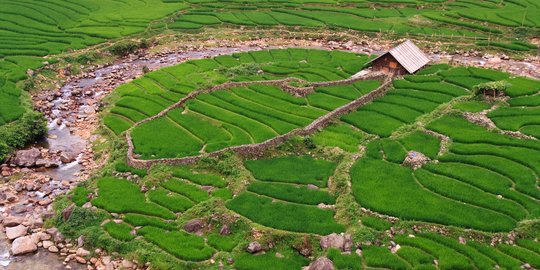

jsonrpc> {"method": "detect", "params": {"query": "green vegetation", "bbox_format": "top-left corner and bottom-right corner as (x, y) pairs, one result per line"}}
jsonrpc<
(92, 178), (175, 219)
(227, 192), (343, 235)
(235, 249), (309, 270)
(104, 221), (135, 242)
(244, 156), (337, 188)
(112, 49), (377, 159)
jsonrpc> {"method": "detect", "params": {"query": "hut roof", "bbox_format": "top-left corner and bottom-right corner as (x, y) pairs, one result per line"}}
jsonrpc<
(369, 40), (430, 73)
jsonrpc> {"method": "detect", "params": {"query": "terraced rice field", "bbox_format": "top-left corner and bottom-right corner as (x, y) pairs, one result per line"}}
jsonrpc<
(0, 0), (185, 132)
(346, 66), (540, 232)
(171, 0), (540, 46)
(91, 167), (233, 263)
(2, 0), (539, 136)
(227, 156), (343, 235)
(486, 77), (540, 139)
(105, 49), (377, 159)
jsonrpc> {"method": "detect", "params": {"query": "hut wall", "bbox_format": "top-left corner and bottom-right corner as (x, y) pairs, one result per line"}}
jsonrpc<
(371, 54), (409, 75)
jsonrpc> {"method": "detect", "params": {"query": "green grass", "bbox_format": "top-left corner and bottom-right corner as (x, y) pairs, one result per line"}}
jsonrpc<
(147, 188), (194, 213)
(363, 246), (409, 270)
(207, 233), (239, 252)
(235, 249), (309, 270)
(115, 162), (147, 177)
(360, 216), (392, 231)
(115, 49), (371, 160)
(137, 226), (214, 261)
(162, 179), (210, 203)
(453, 100), (491, 112)
(104, 221), (135, 242)
(244, 156), (337, 187)
(92, 178), (175, 220)
(172, 167), (226, 187)
(123, 214), (177, 230)
(350, 159), (516, 231)
(327, 248), (362, 270)
(247, 181), (335, 205)
(398, 131), (440, 159)
(71, 186), (92, 207)
(312, 123), (365, 152)
(226, 192), (344, 235)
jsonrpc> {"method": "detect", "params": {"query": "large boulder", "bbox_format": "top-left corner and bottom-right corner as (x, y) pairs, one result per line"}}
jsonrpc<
(2, 215), (24, 227)
(10, 236), (37, 255)
(11, 148), (41, 167)
(184, 219), (204, 233)
(320, 233), (353, 252)
(6, 225), (28, 240)
(308, 257), (334, 270)
(246, 241), (262, 253)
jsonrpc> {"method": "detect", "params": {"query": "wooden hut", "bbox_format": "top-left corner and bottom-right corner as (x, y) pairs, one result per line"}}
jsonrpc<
(368, 40), (430, 75)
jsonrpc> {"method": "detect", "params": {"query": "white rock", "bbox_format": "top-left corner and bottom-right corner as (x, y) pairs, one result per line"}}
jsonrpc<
(11, 236), (38, 255)
(6, 225), (28, 240)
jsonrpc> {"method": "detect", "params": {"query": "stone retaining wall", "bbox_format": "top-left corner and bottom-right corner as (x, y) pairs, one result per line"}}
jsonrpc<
(127, 72), (392, 169)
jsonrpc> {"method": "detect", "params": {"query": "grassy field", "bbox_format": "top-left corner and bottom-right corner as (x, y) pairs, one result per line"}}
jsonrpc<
(108, 49), (378, 159)
(7, 0), (539, 267)
(3, 0), (540, 160)
(227, 156), (343, 235)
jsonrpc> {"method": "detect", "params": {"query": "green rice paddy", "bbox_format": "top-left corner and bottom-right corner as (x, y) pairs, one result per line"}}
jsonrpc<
(5, 0), (539, 266)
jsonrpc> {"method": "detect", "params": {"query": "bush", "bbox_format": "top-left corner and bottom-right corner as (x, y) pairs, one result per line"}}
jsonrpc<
(0, 111), (47, 150)
(473, 80), (510, 95)
(109, 41), (139, 56)
(0, 141), (10, 161)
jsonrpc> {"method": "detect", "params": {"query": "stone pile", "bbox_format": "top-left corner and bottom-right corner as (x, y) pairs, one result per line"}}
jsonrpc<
(402, 151), (431, 170)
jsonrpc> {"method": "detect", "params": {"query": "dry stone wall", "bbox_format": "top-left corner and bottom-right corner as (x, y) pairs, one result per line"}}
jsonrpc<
(127, 72), (392, 169)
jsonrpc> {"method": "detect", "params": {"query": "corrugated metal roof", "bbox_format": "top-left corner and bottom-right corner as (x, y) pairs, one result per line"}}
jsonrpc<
(369, 40), (430, 74)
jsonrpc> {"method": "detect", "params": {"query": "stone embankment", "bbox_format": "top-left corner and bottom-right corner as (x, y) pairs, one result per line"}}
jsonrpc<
(2, 37), (540, 269)
(126, 72), (391, 169)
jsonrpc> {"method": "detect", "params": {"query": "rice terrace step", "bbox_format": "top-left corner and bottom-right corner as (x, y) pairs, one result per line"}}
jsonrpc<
(1, 0), (540, 270)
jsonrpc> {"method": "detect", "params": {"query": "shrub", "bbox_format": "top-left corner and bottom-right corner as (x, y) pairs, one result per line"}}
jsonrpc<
(473, 80), (510, 96)
(0, 141), (10, 162)
(109, 41), (139, 56)
(0, 111), (47, 149)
